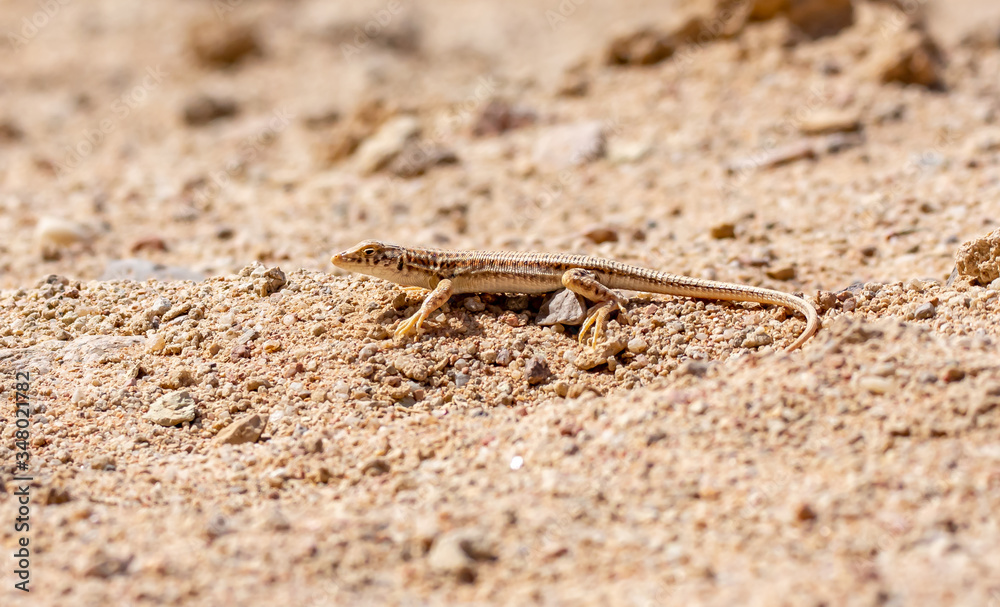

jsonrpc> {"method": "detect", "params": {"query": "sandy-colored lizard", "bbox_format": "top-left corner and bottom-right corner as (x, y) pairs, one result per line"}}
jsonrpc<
(331, 240), (820, 351)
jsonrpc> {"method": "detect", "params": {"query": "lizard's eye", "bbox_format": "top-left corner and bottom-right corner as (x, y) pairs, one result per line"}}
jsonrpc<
(362, 247), (377, 256)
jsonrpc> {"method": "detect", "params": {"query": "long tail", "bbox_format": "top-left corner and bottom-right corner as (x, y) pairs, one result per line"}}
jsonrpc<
(611, 270), (820, 351)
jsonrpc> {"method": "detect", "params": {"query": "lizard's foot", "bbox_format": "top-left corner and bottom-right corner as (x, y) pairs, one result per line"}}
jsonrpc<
(579, 301), (614, 348)
(394, 311), (426, 340)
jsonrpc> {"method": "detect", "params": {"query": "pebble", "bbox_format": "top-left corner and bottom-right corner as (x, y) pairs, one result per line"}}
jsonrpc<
(215, 414), (265, 445)
(182, 95), (239, 126)
(535, 289), (586, 326)
(35, 217), (91, 258)
(532, 121), (605, 170)
(710, 223), (736, 240)
(787, 0), (854, 39)
(742, 332), (773, 348)
(355, 115), (420, 174)
(395, 355), (430, 382)
(627, 337), (648, 354)
(858, 376), (893, 395)
(524, 356), (551, 385)
(914, 302), (936, 320)
(942, 367), (966, 383)
(143, 391), (197, 426)
(574, 338), (627, 370)
(189, 19), (261, 67)
(798, 109), (861, 136)
(766, 266), (796, 281)
(463, 296), (486, 312)
(582, 225), (619, 244)
(150, 297), (172, 317)
(471, 100), (537, 137)
(388, 142), (458, 178)
(495, 349), (514, 367)
(955, 228), (1000, 285)
(872, 30), (944, 89)
(359, 343), (379, 361)
(427, 528), (495, 582)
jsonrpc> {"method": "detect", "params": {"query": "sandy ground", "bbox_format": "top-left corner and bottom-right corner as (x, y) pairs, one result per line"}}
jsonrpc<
(2, 0), (1000, 605)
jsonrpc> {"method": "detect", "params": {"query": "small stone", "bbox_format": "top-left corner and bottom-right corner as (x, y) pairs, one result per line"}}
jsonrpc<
(35, 217), (92, 259)
(727, 140), (816, 174)
(554, 381), (570, 397)
(143, 391), (197, 426)
(427, 528), (496, 583)
(236, 328), (259, 345)
(582, 225), (619, 244)
(913, 302), (936, 320)
(388, 141), (458, 178)
(129, 235), (168, 254)
(262, 339), (282, 353)
(252, 266), (287, 296)
(89, 455), (116, 471)
(361, 458), (391, 476)
(532, 121), (605, 170)
(463, 296), (486, 312)
(189, 20), (261, 67)
(146, 333), (166, 353)
(956, 228), (1000, 285)
(741, 332), (774, 348)
(574, 338), (627, 370)
(766, 266), (796, 281)
(80, 548), (132, 579)
(872, 30), (945, 89)
(524, 356), (551, 385)
(677, 361), (712, 377)
(605, 16), (714, 66)
(607, 139), (651, 164)
(355, 115), (420, 174)
(182, 95), (239, 126)
(536, 289), (586, 326)
(471, 100), (536, 137)
(942, 367), (966, 383)
(787, 0), (854, 39)
(795, 503), (818, 522)
(395, 355), (430, 382)
(627, 337), (648, 354)
(710, 223), (736, 239)
(150, 297), (172, 317)
(495, 349), (514, 367)
(215, 414), (265, 445)
(858, 376), (893, 395)
(230, 344), (250, 361)
(798, 109), (862, 136)
(817, 291), (838, 312)
(245, 377), (271, 391)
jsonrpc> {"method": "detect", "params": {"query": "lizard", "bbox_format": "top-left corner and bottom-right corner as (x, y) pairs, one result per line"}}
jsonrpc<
(330, 240), (820, 352)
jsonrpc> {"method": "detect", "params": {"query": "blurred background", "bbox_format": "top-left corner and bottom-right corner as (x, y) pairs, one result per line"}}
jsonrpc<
(2, 0), (1000, 290)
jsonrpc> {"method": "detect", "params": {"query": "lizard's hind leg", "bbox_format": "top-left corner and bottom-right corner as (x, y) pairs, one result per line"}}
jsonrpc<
(561, 268), (630, 347)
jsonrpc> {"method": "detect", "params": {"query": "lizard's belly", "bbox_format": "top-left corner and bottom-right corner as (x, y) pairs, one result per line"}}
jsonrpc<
(450, 274), (562, 295)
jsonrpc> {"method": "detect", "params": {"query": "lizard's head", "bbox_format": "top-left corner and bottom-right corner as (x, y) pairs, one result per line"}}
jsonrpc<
(330, 240), (405, 276)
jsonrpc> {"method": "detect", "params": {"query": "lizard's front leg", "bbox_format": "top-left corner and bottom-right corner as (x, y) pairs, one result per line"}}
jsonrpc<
(561, 269), (630, 347)
(395, 279), (453, 339)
